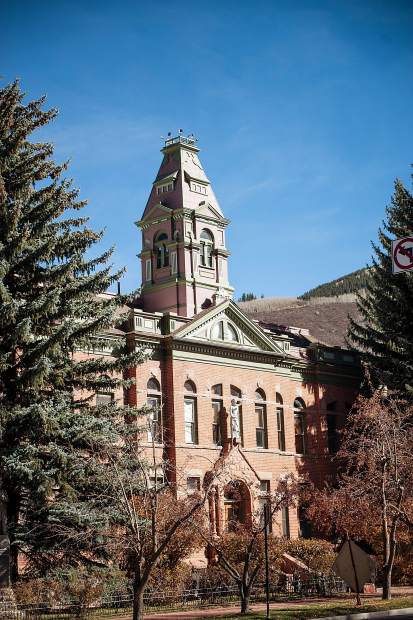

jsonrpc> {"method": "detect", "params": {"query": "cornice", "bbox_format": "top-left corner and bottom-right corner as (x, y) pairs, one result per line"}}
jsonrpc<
(172, 208), (194, 220)
(214, 248), (230, 257)
(129, 332), (361, 385)
(172, 338), (289, 365)
(137, 215), (171, 230)
(142, 278), (234, 293)
(195, 213), (230, 227)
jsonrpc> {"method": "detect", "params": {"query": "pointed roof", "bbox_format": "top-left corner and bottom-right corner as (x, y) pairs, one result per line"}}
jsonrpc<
(141, 134), (225, 220)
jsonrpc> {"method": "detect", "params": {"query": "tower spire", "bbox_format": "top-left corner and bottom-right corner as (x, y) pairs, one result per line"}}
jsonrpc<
(137, 135), (233, 317)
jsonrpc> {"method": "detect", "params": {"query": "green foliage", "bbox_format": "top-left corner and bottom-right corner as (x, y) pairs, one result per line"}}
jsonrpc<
(282, 538), (336, 575)
(348, 174), (413, 392)
(0, 81), (145, 578)
(238, 292), (257, 302)
(299, 268), (370, 300)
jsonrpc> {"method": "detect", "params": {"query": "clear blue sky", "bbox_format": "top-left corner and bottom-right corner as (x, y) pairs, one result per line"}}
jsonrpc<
(3, 0), (413, 297)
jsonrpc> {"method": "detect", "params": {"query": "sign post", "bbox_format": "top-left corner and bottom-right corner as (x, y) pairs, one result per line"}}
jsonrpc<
(392, 237), (413, 274)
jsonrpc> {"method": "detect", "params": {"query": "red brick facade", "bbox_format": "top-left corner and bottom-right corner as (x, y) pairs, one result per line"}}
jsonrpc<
(88, 135), (361, 544)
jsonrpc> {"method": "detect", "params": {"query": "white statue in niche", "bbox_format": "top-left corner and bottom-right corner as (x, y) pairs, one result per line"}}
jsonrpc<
(230, 399), (241, 443)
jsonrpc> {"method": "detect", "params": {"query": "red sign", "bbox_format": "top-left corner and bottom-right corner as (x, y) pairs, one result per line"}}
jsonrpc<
(392, 237), (413, 273)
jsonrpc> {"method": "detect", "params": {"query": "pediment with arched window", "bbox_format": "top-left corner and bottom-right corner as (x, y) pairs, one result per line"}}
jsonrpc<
(172, 299), (286, 355)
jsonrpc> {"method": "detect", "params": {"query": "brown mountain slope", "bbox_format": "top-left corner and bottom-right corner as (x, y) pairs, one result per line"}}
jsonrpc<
(240, 300), (361, 348)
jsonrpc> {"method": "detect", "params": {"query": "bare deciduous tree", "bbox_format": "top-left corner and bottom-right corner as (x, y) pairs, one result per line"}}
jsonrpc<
(202, 476), (297, 614)
(39, 411), (227, 620)
(307, 387), (413, 600)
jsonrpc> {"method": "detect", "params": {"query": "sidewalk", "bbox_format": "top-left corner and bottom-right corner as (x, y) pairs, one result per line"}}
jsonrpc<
(107, 588), (413, 620)
(313, 609), (413, 620)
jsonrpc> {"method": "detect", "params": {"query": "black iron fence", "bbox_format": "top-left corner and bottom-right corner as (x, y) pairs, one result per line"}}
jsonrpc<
(0, 575), (347, 619)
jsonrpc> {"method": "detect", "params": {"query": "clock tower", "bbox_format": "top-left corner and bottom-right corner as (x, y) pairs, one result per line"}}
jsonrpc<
(137, 134), (233, 317)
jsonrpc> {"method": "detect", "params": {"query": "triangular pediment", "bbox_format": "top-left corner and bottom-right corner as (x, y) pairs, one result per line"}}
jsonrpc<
(196, 201), (226, 221)
(211, 445), (261, 489)
(173, 300), (286, 355)
(137, 202), (172, 225)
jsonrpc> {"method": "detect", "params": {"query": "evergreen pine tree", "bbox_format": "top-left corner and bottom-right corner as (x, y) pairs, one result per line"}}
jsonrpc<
(348, 172), (413, 392)
(0, 81), (145, 579)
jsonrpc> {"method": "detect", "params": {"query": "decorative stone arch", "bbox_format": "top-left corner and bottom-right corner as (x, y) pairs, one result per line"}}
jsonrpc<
(223, 480), (252, 530)
(205, 446), (260, 535)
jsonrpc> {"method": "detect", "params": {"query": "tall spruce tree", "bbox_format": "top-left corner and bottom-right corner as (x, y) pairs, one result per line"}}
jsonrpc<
(0, 81), (145, 580)
(349, 172), (413, 392)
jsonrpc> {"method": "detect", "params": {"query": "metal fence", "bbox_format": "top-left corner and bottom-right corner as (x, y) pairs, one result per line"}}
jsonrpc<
(0, 575), (347, 619)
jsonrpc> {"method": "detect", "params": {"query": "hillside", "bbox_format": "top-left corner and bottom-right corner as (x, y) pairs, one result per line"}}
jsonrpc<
(238, 270), (369, 347)
(299, 268), (370, 300)
(239, 298), (360, 347)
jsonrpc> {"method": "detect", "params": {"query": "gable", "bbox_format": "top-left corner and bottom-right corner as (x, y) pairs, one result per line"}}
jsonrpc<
(211, 445), (261, 488)
(173, 300), (286, 355)
(196, 201), (226, 221)
(137, 202), (172, 227)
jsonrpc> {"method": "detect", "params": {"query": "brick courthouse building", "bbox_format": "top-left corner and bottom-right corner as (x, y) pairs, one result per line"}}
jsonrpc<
(98, 134), (360, 542)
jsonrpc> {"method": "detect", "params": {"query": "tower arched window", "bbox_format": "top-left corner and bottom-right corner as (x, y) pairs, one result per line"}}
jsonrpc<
(147, 377), (162, 444)
(293, 397), (306, 455)
(200, 229), (214, 268)
(255, 389), (268, 448)
(154, 232), (169, 269)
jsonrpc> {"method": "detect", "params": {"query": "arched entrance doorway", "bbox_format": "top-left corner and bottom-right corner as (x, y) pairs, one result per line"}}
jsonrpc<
(223, 481), (251, 531)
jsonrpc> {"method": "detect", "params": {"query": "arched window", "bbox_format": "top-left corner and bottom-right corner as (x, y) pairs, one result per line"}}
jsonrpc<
(200, 229), (214, 268)
(224, 481), (251, 532)
(147, 377), (162, 444)
(255, 389), (267, 448)
(212, 320), (224, 340)
(276, 392), (285, 451)
(154, 232), (169, 269)
(211, 384), (223, 446)
(255, 388), (266, 401)
(211, 320), (239, 343)
(293, 398), (306, 455)
(227, 323), (238, 342)
(147, 377), (160, 392)
(184, 380), (198, 444)
(184, 380), (196, 393)
(230, 386), (243, 445)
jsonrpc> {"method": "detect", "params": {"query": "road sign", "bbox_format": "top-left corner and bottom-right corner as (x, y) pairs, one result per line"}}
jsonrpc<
(333, 540), (375, 595)
(392, 237), (413, 273)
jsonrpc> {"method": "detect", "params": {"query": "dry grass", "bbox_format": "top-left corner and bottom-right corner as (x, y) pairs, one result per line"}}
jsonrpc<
(238, 297), (361, 347)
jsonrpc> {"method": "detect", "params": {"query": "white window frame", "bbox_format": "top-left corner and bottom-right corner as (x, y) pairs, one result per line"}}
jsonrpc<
(156, 182), (174, 195)
(184, 397), (197, 444)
